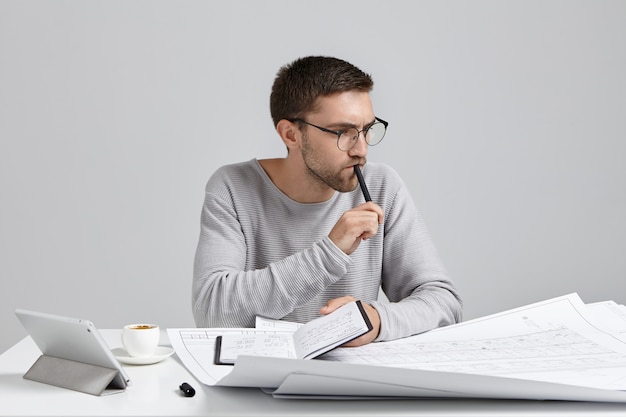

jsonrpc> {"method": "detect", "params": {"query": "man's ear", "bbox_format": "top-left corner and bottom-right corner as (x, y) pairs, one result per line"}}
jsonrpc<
(276, 119), (300, 150)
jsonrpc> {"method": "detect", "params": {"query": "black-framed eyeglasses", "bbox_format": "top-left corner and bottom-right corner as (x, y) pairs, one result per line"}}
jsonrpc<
(289, 117), (388, 151)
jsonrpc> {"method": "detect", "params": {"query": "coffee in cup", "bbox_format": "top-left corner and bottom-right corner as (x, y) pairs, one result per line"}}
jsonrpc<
(122, 324), (160, 357)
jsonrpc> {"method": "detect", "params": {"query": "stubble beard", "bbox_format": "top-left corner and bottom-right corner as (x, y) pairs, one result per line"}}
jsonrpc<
(301, 133), (359, 193)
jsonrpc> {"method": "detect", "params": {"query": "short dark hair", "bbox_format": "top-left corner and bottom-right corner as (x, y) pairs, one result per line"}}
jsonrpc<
(270, 56), (374, 127)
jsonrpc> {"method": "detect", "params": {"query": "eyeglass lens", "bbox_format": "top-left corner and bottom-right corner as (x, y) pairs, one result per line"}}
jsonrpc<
(338, 122), (386, 151)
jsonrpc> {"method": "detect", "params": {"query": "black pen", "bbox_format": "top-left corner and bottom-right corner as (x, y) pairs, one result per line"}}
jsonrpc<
(354, 165), (371, 202)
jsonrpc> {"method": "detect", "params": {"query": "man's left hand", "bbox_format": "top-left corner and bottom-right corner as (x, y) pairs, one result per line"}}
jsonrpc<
(320, 295), (380, 347)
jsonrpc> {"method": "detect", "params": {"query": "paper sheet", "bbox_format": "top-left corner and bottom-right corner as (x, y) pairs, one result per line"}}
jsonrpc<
(167, 293), (626, 396)
(167, 328), (270, 385)
(586, 300), (626, 343)
(320, 293), (626, 390)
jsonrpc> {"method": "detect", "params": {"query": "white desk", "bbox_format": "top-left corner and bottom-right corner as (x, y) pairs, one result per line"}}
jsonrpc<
(1, 330), (625, 416)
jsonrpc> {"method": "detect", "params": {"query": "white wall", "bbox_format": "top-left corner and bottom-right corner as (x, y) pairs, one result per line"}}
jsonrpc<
(1, 0), (625, 354)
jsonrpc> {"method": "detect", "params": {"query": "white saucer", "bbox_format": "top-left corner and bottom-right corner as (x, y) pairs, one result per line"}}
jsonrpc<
(112, 346), (175, 365)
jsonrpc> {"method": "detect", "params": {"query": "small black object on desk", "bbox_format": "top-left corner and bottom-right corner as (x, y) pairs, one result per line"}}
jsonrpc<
(179, 382), (195, 397)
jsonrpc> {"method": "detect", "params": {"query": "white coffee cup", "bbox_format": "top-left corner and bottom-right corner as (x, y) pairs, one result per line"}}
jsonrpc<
(122, 324), (160, 357)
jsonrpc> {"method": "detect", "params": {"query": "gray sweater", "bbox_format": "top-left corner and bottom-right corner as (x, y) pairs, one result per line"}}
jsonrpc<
(192, 159), (462, 341)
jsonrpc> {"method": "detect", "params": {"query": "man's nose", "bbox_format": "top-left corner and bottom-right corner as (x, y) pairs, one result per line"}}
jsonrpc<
(348, 131), (368, 157)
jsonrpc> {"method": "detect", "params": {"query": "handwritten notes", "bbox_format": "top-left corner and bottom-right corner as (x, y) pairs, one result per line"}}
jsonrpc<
(215, 300), (372, 364)
(294, 306), (370, 359)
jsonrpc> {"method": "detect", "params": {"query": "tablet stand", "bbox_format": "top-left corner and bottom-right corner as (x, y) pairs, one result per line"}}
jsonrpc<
(23, 355), (125, 396)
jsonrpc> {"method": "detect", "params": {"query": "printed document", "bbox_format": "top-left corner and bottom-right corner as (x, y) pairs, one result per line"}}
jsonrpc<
(320, 293), (626, 390)
(167, 293), (626, 397)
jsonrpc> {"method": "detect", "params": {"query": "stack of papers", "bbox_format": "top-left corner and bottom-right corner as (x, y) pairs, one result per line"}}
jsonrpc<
(167, 293), (626, 402)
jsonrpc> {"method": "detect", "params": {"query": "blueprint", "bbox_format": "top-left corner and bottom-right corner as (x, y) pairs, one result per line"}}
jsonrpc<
(167, 293), (626, 401)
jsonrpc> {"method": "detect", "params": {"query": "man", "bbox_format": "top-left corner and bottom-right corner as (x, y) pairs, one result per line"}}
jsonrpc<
(193, 56), (462, 346)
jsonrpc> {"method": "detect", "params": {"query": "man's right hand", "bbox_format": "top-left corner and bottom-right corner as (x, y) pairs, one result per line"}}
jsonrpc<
(328, 202), (384, 255)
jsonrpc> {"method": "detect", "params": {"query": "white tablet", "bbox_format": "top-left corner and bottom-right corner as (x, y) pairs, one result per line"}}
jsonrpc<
(15, 308), (130, 391)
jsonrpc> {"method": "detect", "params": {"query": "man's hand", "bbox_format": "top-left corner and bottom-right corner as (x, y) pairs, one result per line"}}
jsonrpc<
(328, 202), (384, 255)
(320, 296), (380, 347)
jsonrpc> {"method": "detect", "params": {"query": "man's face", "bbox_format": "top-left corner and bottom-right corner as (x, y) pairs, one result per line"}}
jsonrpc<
(300, 91), (376, 193)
